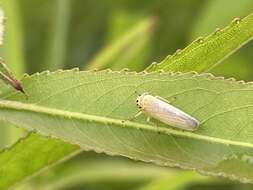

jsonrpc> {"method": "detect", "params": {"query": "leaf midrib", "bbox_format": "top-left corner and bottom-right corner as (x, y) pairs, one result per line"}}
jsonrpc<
(1, 100), (253, 149)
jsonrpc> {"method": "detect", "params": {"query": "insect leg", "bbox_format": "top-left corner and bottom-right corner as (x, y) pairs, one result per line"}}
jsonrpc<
(134, 111), (143, 119)
(123, 111), (143, 122)
(146, 117), (160, 134)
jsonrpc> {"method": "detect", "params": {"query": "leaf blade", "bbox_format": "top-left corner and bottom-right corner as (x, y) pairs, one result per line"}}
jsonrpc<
(146, 11), (253, 72)
(86, 17), (154, 71)
(1, 70), (253, 183)
(0, 133), (79, 190)
(46, 0), (71, 70)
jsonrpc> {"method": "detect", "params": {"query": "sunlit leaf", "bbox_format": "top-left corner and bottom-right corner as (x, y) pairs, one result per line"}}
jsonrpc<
(146, 12), (253, 72)
(1, 70), (253, 184)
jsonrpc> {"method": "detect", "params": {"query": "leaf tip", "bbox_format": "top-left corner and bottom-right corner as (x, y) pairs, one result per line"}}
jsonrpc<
(11, 79), (27, 96)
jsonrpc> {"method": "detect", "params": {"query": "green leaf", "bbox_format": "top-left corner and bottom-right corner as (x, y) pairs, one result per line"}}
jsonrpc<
(146, 11), (253, 72)
(19, 156), (173, 190)
(46, 0), (71, 70)
(0, 59), (25, 94)
(2, 0), (25, 76)
(0, 59), (24, 149)
(0, 4), (24, 94)
(0, 133), (79, 190)
(1, 1), (26, 148)
(190, 0), (253, 82)
(136, 172), (208, 190)
(86, 16), (155, 71)
(191, 0), (253, 38)
(1, 70), (253, 183)
(107, 12), (153, 71)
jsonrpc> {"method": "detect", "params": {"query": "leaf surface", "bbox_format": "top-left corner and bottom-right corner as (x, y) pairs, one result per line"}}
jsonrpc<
(146, 12), (253, 72)
(1, 70), (253, 183)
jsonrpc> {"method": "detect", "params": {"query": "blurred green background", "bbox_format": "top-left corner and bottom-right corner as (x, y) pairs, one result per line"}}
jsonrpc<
(1, 0), (253, 190)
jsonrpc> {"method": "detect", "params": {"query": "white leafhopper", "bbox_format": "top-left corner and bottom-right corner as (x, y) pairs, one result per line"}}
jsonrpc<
(135, 93), (199, 131)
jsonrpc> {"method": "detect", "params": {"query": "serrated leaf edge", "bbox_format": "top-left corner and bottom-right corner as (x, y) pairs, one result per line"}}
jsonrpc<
(21, 68), (253, 87)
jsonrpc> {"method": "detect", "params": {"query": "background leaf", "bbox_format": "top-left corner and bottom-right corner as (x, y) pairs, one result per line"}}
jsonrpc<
(86, 15), (154, 71)
(190, 0), (253, 81)
(146, 12), (253, 73)
(136, 172), (208, 190)
(0, 133), (79, 190)
(17, 152), (174, 190)
(46, 0), (71, 70)
(1, 0), (26, 147)
(191, 0), (253, 39)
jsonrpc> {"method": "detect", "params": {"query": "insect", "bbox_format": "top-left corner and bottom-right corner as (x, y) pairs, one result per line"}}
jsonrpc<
(135, 93), (199, 131)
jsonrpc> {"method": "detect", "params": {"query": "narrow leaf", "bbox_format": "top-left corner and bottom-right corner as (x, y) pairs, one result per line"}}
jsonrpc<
(191, 0), (253, 38)
(1, 1), (26, 147)
(136, 172), (208, 190)
(87, 17), (155, 70)
(0, 58), (25, 94)
(19, 158), (173, 190)
(190, 0), (253, 81)
(46, 0), (71, 70)
(0, 5), (24, 94)
(146, 11), (253, 72)
(2, 0), (25, 76)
